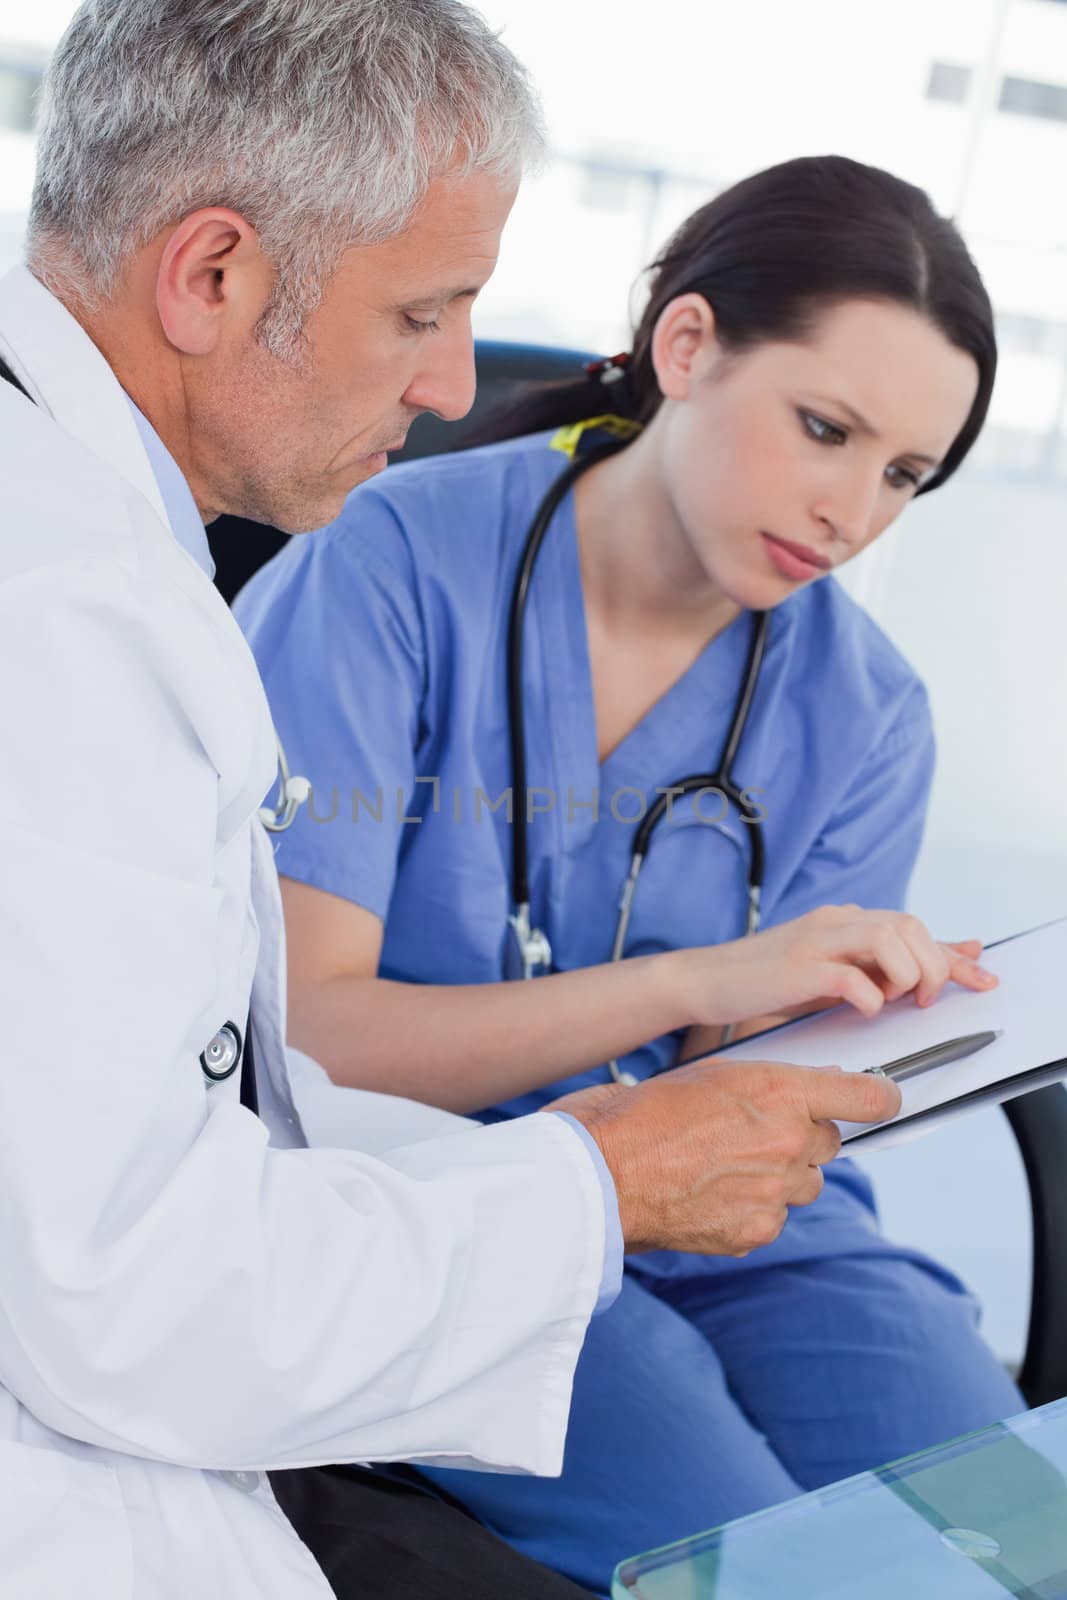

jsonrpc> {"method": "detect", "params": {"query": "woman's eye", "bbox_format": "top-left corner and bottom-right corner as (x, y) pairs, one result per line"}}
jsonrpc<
(800, 410), (847, 446)
(403, 313), (441, 335)
(886, 462), (921, 491)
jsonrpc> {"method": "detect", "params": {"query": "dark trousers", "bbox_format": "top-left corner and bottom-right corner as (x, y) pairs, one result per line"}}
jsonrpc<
(269, 1464), (595, 1600)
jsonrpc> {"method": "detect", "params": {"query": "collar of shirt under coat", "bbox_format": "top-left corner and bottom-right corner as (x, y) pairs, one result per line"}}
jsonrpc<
(124, 396), (216, 581)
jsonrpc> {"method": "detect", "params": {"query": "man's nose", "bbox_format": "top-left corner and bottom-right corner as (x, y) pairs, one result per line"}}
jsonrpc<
(405, 327), (478, 424)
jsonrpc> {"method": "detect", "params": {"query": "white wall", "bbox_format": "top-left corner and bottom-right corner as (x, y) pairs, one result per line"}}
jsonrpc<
(843, 463), (1067, 1365)
(846, 467), (1067, 940)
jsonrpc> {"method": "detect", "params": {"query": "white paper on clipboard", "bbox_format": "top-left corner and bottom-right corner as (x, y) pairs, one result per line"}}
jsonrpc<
(708, 915), (1067, 1154)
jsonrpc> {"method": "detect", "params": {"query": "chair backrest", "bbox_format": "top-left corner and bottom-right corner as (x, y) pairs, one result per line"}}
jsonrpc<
(207, 339), (593, 604)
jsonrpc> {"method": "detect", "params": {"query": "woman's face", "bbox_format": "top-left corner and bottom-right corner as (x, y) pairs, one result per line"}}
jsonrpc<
(652, 296), (981, 610)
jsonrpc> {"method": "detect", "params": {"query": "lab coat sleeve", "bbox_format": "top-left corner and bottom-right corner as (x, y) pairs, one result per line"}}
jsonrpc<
(234, 508), (424, 921)
(769, 681), (936, 922)
(0, 552), (605, 1475)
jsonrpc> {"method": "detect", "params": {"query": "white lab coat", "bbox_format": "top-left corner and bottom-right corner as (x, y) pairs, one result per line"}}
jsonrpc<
(0, 265), (606, 1599)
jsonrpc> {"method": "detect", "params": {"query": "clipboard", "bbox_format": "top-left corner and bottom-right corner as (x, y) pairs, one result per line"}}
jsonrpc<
(704, 915), (1067, 1153)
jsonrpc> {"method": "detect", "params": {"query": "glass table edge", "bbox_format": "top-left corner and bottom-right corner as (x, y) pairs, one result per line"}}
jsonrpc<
(611, 1397), (1067, 1594)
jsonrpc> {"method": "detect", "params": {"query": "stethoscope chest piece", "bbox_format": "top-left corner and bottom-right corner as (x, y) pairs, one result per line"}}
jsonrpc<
(507, 903), (553, 980)
(259, 736), (311, 834)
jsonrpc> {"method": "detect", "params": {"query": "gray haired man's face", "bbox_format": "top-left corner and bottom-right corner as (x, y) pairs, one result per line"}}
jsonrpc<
(177, 169), (516, 532)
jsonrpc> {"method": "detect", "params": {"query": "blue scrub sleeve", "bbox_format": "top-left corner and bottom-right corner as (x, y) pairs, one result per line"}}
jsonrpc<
(770, 683), (936, 923)
(235, 509), (426, 921)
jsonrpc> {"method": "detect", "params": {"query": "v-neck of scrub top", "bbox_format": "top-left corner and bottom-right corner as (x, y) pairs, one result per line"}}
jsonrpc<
(532, 482), (779, 860)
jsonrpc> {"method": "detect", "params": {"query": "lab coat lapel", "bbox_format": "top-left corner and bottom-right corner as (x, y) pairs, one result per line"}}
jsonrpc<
(0, 265), (171, 535)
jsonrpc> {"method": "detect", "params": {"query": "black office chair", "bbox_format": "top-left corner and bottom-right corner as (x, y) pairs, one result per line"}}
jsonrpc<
(207, 339), (1067, 1409)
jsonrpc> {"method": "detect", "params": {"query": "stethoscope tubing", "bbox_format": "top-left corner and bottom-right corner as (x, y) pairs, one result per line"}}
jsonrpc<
(507, 440), (770, 1049)
(506, 440), (626, 912)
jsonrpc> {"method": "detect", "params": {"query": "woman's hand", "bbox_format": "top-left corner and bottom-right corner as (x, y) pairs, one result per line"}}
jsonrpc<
(667, 905), (997, 1030)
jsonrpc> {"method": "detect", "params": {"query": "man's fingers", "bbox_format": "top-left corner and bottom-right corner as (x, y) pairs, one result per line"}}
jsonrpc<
(788, 1163), (825, 1209)
(807, 1117), (842, 1167)
(800, 1064), (901, 1125)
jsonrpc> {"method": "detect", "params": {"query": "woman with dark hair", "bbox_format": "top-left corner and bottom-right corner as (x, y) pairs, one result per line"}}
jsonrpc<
(237, 155), (1019, 1594)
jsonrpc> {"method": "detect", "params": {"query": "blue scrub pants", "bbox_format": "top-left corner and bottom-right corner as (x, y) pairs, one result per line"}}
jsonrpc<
(420, 1162), (1022, 1598)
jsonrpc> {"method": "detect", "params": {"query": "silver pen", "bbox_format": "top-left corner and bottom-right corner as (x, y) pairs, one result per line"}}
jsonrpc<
(864, 1028), (1003, 1084)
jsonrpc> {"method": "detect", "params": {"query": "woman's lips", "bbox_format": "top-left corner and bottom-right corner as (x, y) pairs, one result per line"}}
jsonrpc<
(761, 532), (832, 581)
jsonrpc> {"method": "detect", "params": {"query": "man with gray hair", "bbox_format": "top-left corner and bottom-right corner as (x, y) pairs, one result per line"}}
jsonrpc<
(0, 2), (897, 1596)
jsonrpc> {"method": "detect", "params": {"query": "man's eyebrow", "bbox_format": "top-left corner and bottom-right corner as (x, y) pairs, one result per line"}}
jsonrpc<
(398, 285), (482, 310)
(809, 393), (940, 468)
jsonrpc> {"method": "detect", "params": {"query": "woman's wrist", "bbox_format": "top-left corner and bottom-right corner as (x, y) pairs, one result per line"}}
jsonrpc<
(649, 946), (721, 1030)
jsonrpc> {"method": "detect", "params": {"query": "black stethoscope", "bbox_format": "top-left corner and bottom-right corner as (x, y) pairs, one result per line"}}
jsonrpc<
(505, 439), (770, 1084)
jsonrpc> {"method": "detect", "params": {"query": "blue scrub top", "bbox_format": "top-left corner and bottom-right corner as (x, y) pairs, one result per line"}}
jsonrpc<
(236, 430), (935, 1112)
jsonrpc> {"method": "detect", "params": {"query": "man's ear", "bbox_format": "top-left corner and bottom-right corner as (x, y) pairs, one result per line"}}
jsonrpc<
(156, 208), (271, 356)
(650, 292), (718, 402)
